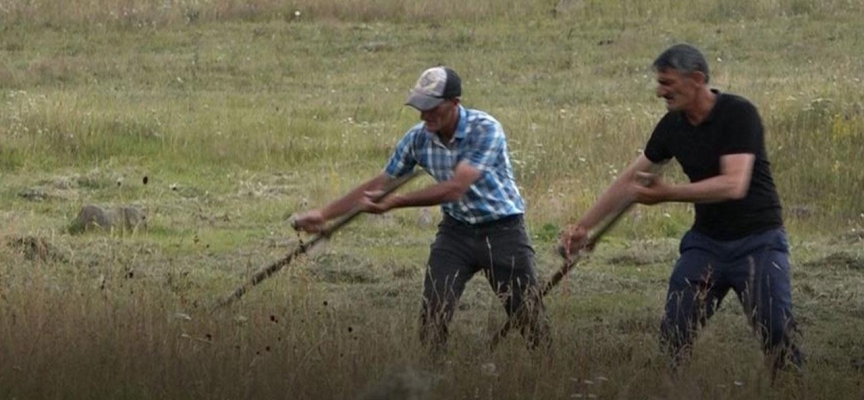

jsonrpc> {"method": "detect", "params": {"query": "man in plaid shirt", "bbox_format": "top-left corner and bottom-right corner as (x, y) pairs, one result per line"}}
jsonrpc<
(293, 66), (550, 353)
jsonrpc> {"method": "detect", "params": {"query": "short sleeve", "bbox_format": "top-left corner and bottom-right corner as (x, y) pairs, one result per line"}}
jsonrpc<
(643, 113), (675, 163)
(383, 130), (418, 178)
(462, 119), (504, 172)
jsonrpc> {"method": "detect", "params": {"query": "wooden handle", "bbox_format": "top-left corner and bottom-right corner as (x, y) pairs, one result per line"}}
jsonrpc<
(214, 170), (423, 309)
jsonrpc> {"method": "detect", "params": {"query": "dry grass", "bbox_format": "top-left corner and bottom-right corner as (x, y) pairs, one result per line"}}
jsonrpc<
(2, 0), (864, 399)
(2, 0), (864, 27)
(2, 235), (863, 399)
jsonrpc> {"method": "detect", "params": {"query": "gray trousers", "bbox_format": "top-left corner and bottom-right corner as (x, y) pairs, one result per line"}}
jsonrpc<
(420, 214), (550, 351)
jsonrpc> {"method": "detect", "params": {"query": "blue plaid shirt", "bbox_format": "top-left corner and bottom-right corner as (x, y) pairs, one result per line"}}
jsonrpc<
(384, 105), (525, 224)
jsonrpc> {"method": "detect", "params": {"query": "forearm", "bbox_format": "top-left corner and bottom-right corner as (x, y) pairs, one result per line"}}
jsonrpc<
(320, 174), (389, 219)
(575, 179), (634, 230)
(661, 153), (753, 204)
(386, 181), (464, 209)
(665, 175), (747, 203)
(576, 155), (656, 230)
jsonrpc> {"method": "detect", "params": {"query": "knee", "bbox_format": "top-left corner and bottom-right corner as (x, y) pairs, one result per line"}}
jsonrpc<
(421, 295), (452, 318)
(660, 312), (688, 341)
(663, 286), (696, 319)
(660, 290), (704, 347)
(423, 279), (462, 310)
(761, 311), (797, 349)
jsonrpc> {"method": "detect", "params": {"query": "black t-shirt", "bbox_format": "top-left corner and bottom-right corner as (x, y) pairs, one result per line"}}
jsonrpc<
(643, 90), (783, 240)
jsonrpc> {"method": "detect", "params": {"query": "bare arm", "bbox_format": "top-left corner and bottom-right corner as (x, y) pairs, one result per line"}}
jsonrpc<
(361, 161), (481, 213)
(575, 154), (658, 230)
(561, 148), (754, 259)
(318, 172), (391, 219)
(633, 153), (754, 204)
(559, 155), (659, 258)
(292, 172), (391, 232)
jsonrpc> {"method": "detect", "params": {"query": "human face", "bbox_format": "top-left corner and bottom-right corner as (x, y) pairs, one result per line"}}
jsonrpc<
(655, 68), (700, 112)
(420, 99), (459, 135)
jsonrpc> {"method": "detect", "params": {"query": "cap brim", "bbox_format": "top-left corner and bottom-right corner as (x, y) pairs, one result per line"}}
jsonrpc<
(405, 91), (445, 111)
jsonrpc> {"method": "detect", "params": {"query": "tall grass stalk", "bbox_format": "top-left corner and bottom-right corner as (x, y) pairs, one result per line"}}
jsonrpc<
(2, 1), (864, 399)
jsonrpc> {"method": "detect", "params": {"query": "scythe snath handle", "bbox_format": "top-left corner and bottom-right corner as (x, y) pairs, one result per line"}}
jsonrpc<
(214, 169), (423, 309)
(542, 200), (636, 297)
(487, 199), (635, 350)
(489, 164), (664, 350)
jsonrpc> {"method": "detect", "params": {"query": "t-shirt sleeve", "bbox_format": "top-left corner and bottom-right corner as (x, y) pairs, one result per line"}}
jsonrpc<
(462, 119), (504, 172)
(643, 114), (674, 163)
(383, 130), (418, 178)
(718, 100), (763, 155)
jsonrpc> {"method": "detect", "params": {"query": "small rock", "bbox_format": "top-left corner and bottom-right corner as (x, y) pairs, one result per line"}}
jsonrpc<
(357, 366), (438, 400)
(174, 312), (193, 321)
(368, 213), (397, 228)
(359, 41), (390, 52)
(417, 208), (434, 228)
(481, 362), (498, 377)
(787, 205), (815, 219)
(553, 0), (585, 15)
(69, 205), (148, 234)
(18, 189), (48, 202)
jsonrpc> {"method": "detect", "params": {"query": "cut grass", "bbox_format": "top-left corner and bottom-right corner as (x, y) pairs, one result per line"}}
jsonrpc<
(1, 1), (864, 399)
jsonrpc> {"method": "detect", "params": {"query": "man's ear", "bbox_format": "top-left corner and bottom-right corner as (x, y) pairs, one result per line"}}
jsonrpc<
(689, 71), (708, 85)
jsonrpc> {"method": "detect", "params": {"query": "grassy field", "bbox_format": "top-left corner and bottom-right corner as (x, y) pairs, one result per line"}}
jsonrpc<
(1, 0), (864, 398)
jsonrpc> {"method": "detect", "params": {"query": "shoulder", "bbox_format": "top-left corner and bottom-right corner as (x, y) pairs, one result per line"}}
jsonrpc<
(399, 122), (429, 145)
(718, 92), (759, 116)
(465, 108), (498, 124)
(653, 111), (682, 132)
(465, 108), (504, 136)
(404, 122), (426, 136)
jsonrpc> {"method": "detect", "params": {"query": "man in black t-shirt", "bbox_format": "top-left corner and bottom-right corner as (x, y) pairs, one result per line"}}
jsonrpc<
(561, 44), (802, 373)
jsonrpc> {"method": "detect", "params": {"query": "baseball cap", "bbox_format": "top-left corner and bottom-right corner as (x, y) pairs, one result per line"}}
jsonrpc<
(405, 67), (462, 111)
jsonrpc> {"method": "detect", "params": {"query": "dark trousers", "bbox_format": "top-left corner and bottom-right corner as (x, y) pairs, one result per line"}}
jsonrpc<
(420, 214), (550, 352)
(660, 228), (803, 370)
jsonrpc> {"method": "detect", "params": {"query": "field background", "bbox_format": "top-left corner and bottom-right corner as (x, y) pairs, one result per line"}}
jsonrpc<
(1, 0), (864, 399)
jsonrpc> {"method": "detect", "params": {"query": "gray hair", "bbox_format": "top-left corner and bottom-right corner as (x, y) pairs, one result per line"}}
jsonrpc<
(653, 44), (710, 83)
